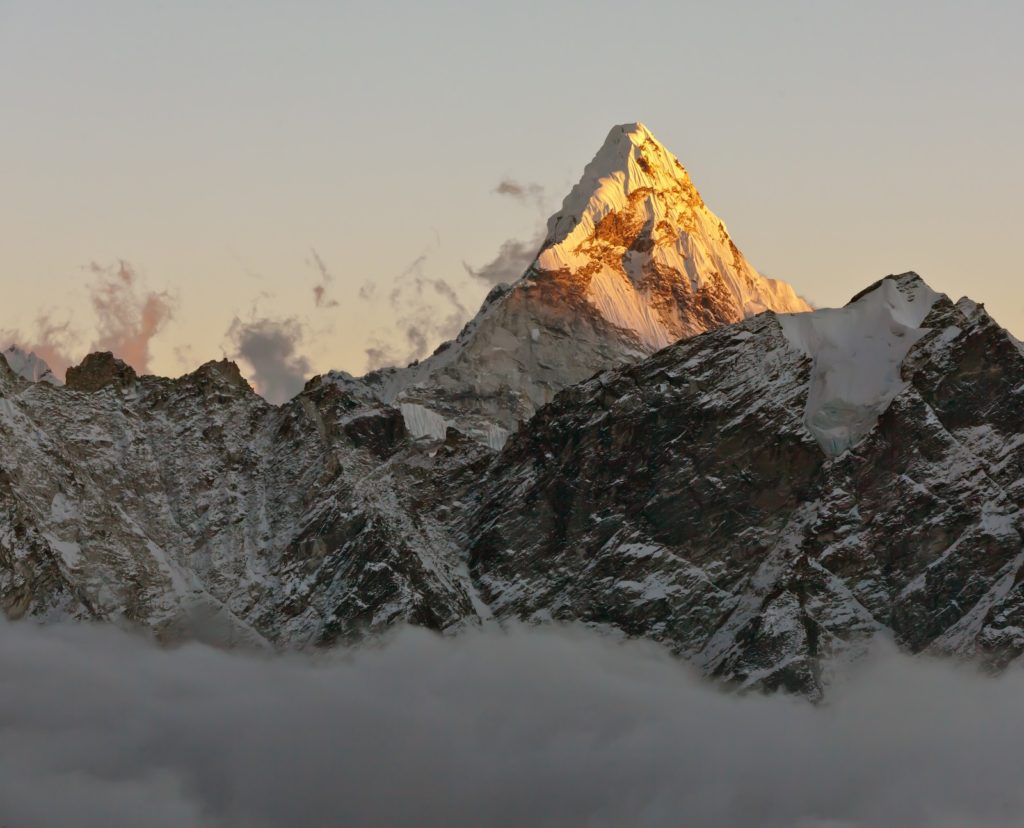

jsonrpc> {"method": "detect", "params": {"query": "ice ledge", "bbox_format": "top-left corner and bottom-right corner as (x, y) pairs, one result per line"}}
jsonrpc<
(400, 403), (449, 442)
(779, 273), (942, 457)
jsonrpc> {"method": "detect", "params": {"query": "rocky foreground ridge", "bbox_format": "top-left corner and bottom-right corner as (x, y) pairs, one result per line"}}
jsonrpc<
(2, 271), (1022, 698)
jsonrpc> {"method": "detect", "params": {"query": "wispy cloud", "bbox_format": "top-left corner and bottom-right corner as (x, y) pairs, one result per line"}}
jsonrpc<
(494, 178), (545, 209)
(308, 248), (340, 309)
(86, 260), (175, 374)
(463, 231), (545, 287)
(362, 237), (469, 372)
(0, 312), (76, 380)
(363, 340), (400, 372)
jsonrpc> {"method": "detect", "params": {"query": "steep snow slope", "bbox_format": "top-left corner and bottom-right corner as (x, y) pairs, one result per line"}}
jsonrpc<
(335, 123), (810, 446)
(1, 346), (61, 385)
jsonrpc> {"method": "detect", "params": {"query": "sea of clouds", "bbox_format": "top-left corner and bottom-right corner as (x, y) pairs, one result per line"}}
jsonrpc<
(1, 620), (1022, 828)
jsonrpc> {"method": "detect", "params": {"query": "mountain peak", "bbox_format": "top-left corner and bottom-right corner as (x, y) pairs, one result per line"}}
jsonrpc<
(534, 122), (810, 350)
(543, 122), (696, 252)
(595, 121), (672, 162)
(65, 352), (138, 392)
(597, 121), (666, 161)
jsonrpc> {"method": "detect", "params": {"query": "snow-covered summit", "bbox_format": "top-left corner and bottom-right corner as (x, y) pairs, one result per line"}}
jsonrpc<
(544, 122), (682, 249)
(535, 122), (811, 349)
(544, 122), (707, 256)
(1, 345), (61, 385)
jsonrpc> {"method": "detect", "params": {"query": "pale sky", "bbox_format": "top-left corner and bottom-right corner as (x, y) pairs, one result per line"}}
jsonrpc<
(3, 0), (1022, 388)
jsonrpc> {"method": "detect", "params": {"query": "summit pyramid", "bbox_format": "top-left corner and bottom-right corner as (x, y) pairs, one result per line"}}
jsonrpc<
(330, 122), (811, 446)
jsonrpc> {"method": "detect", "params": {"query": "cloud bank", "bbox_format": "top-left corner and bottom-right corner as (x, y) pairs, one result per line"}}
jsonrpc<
(1, 621), (1023, 828)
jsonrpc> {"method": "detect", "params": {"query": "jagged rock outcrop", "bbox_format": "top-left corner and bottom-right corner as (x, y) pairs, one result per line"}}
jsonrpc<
(65, 351), (138, 392)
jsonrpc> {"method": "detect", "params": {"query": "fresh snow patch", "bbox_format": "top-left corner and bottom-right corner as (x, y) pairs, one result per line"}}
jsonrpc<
(43, 535), (81, 569)
(779, 275), (941, 456)
(49, 493), (77, 523)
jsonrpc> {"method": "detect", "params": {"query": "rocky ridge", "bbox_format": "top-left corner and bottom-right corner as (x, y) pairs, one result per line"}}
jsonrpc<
(2, 272), (1022, 697)
(0, 356), (487, 646)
